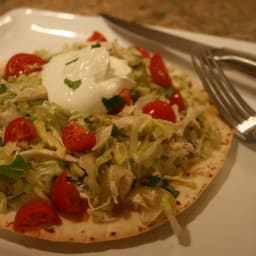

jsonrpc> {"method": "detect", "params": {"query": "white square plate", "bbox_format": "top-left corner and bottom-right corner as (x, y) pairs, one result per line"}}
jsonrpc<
(0, 8), (256, 256)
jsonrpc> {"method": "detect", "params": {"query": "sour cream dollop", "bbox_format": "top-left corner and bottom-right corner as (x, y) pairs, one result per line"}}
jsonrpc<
(41, 45), (134, 116)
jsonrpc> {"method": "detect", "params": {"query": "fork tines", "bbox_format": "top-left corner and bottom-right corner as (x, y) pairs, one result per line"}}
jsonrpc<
(192, 49), (256, 141)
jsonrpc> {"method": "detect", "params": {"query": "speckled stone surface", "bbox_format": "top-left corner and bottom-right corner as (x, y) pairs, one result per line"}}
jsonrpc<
(0, 0), (255, 42)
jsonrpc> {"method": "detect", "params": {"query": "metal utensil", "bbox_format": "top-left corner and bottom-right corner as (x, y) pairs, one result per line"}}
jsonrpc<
(100, 13), (256, 76)
(192, 49), (256, 141)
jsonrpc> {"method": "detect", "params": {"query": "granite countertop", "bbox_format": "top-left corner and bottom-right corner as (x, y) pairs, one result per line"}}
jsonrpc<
(0, 0), (255, 42)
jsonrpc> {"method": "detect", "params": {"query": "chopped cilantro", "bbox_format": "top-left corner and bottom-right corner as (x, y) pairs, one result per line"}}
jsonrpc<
(0, 155), (32, 179)
(161, 179), (180, 198)
(111, 124), (127, 138)
(148, 176), (161, 186)
(102, 95), (125, 113)
(165, 87), (174, 98)
(142, 175), (180, 198)
(64, 78), (81, 90)
(91, 42), (101, 48)
(2, 92), (16, 101)
(45, 121), (51, 132)
(0, 84), (7, 94)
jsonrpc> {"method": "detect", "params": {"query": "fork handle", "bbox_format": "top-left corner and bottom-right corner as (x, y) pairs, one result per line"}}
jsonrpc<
(213, 48), (256, 77)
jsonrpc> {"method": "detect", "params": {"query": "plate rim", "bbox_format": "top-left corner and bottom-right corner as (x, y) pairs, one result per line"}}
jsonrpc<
(0, 7), (255, 256)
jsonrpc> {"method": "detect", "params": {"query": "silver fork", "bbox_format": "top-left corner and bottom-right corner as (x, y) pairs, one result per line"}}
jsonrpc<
(192, 49), (256, 141)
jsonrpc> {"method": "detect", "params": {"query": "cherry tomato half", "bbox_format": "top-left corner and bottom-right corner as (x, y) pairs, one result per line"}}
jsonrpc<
(134, 46), (150, 58)
(86, 31), (107, 42)
(13, 200), (61, 232)
(119, 88), (132, 106)
(51, 171), (87, 214)
(61, 123), (96, 152)
(5, 53), (46, 79)
(110, 88), (132, 114)
(149, 52), (172, 87)
(4, 117), (37, 144)
(169, 90), (186, 111)
(142, 100), (176, 122)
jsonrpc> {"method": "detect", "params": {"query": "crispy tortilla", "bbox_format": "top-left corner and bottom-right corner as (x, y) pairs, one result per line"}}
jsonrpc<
(0, 39), (233, 243)
(0, 107), (233, 243)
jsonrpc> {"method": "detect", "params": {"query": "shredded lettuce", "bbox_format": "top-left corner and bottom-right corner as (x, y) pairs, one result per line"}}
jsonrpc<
(0, 142), (18, 165)
(128, 187), (163, 225)
(34, 120), (66, 157)
(95, 146), (112, 167)
(24, 160), (62, 199)
(159, 188), (182, 237)
(0, 192), (7, 213)
(105, 164), (134, 203)
(79, 153), (100, 198)
(112, 142), (128, 165)
(69, 162), (85, 177)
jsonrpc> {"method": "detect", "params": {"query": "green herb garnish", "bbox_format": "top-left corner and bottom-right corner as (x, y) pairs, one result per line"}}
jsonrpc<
(111, 124), (127, 138)
(165, 87), (174, 98)
(102, 95), (125, 113)
(45, 121), (51, 132)
(142, 175), (180, 198)
(0, 84), (7, 94)
(0, 155), (32, 179)
(91, 42), (101, 48)
(64, 78), (81, 90)
(1, 92), (17, 101)
(161, 179), (180, 198)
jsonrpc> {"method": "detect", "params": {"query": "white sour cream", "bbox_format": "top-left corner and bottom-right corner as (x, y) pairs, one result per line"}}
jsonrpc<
(41, 45), (134, 116)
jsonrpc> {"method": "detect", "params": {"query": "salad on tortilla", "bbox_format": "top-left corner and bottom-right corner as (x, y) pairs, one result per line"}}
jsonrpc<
(0, 31), (233, 243)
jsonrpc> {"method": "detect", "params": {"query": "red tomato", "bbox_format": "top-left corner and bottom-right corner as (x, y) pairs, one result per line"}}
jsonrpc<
(51, 171), (87, 214)
(86, 31), (107, 42)
(134, 46), (150, 58)
(169, 90), (186, 111)
(61, 123), (96, 152)
(142, 100), (176, 122)
(5, 53), (46, 79)
(110, 88), (132, 114)
(150, 52), (172, 87)
(4, 117), (37, 144)
(13, 200), (61, 232)
(119, 88), (132, 105)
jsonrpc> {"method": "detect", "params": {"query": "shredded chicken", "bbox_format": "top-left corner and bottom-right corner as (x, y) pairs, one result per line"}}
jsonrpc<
(106, 165), (134, 202)
(0, 108), (19, 127)
(163, 139), (195, 159)
(20, 149), (78, 162)
(9, 86), (48, 103)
